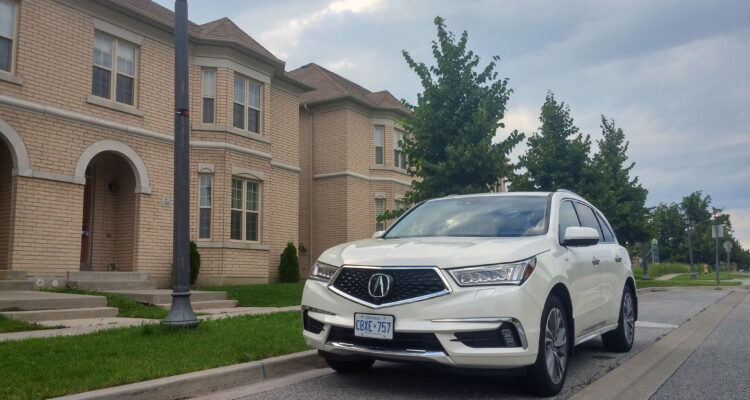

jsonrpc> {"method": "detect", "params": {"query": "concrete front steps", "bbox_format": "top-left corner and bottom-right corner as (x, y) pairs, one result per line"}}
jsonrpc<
(67, 271), (157, 290)
(105, 289), (238, 311)
(0, 270), (33, 291)
(0, 291), (118, 322)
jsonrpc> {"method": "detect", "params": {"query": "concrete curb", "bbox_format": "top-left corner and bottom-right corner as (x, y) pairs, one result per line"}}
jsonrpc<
(637, 285), (749, 294)
(50, 350), (327, 400)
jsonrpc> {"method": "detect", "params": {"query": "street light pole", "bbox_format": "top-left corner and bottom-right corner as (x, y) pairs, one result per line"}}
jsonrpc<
(685, 217), (695, 279)
(641, 241), (649, 280)
(165, 0), (198, 328)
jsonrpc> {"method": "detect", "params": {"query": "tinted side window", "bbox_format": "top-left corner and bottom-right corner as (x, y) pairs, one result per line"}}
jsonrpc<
(558, 201), (580, 241)
(595, 213), (615, 242)
(573, 202), (604, 242)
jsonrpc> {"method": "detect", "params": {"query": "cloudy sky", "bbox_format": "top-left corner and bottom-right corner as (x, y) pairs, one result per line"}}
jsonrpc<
(154, 0), (750, 247)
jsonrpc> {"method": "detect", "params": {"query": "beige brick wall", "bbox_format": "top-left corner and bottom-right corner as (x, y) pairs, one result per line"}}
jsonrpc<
(298, 110), (313, 274)
(9, 176), (82, 275)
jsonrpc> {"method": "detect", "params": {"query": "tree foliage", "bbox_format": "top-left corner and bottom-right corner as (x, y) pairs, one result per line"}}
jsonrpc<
(398, 16), (522, 206)
(649, 191), (750, 267)
(278, 242), (300, 283)
(510, 92), (591, 193)
(586, 117), (650, 244)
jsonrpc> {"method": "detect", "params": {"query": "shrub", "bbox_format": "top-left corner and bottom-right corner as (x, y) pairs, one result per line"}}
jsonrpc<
(278, 242), (300, 283)
(189, 241), (201, 285)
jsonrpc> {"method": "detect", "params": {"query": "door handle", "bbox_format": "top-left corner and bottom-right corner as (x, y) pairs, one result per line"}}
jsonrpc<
(592, 257), (600, 265)
(615, 255), (623, 263)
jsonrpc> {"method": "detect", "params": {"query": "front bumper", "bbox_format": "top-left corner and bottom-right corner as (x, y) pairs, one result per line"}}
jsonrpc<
(301, 278), (543, 369)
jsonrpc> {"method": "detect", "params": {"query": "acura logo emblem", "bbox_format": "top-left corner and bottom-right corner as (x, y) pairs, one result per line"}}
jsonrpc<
(368, 273), (393, 298)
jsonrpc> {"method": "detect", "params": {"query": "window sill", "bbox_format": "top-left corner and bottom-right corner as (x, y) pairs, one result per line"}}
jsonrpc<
(192, 124), (271, 144)
(0, 70), (23, 85)
(86, 95), (144, 117)
(196, 241), (270, 251)
(370, 165), (409, 175)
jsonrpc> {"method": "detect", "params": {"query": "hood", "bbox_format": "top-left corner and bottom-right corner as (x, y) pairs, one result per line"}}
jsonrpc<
(317, 236), (553, 269)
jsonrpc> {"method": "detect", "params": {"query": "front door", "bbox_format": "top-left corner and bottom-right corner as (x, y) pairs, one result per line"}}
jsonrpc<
(80, 167), (94, 270)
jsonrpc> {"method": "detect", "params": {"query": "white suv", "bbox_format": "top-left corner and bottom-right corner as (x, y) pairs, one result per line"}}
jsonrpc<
(301, 191), (637, 396)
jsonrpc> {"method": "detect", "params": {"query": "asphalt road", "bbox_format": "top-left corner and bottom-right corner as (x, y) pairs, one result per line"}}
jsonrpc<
(651, 291), (750, 400)
(197, 289), (731, 400)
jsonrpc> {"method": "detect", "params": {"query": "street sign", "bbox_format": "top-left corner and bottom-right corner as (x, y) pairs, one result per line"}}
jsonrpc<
(723, 241), (733, 252)
(712, 225), (724, 238)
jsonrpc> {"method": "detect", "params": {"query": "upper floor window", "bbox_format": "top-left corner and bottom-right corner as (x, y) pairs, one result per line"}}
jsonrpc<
(230, 177), (260, 241)
(0, 0), (17, 73)
(233, 75), (261, 133)
(202, 69), (215, 124)
(394, 129), (406, 169)
(374, 126), (384, 164)
(92, 33), (137, 106)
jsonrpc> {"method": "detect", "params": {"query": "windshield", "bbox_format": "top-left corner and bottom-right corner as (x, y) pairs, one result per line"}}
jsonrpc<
(385, 196), (548, 238)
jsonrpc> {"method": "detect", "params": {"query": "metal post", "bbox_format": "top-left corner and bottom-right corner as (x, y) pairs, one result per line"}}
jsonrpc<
(687, 221), (696, 279)
(714, 232), (720, 285)
(641, 241), (649, 280)
(165, 0), (198, 328)
(727, 250), (731, 279)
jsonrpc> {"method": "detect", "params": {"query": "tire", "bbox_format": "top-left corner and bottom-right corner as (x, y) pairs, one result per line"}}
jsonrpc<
(322, 355), (375, 373)
(524, 295), (569, 397)
(602, 286), (636, 352)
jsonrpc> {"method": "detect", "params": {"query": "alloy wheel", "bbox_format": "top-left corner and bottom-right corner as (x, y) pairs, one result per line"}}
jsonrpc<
(623, 291), (635, 345)
(544, 307), (568, 384)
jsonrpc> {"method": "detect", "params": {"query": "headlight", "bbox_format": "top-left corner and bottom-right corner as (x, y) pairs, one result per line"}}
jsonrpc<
(448, 257), (536, 286)
(309, 260), (339, 282)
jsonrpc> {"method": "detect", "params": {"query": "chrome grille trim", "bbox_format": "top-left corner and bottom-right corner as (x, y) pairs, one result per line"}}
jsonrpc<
(327, 265), (452, 309)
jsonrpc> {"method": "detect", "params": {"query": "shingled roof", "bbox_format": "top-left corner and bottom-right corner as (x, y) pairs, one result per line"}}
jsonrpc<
(109, 0), (281, 64)
(289, 63), (409, 114)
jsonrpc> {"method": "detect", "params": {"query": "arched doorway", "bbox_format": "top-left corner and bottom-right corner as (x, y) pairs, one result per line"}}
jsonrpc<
(80, 151), (137, 271)
(0, 138), (13, 269)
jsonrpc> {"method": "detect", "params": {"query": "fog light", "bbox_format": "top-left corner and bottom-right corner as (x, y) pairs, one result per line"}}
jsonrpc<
(501, 327), (516, 347)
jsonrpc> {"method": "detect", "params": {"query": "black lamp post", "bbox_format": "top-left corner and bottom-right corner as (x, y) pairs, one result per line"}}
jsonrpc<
(683, 216), (696, 279)
(165, 0), (198, 328)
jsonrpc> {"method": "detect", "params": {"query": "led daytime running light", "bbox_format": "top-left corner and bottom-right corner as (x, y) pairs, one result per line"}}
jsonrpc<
(449, 257), (537, 286)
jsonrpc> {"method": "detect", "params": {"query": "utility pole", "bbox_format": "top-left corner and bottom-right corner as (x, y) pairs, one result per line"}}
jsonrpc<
(724, 241), (733, 279)
(165, 0), (198, 328)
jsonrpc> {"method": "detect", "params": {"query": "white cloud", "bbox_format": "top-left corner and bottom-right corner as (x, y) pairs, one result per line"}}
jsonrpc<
(323, 58), (358, 74)
(253, 0), (386, 58)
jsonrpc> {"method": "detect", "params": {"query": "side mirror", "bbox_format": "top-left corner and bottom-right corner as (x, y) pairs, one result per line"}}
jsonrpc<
(372, 230), (385, 239)
(563, 227), (599, 247)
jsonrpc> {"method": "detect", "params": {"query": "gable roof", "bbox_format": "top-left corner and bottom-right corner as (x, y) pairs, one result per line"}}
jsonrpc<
(108, 0), (281, 65)
(288, 63), (410, 114)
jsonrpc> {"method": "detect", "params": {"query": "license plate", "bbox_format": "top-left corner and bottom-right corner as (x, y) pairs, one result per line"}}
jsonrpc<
(354, 313), (394, 340)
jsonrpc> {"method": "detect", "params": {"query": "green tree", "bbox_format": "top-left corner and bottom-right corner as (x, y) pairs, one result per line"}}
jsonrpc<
(586, 117), (649, 245)
(510, 92), (591, 193)
(399, 16), (522, 205)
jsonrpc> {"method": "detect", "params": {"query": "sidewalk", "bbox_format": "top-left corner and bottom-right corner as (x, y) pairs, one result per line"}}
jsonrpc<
(0, 305), (300, 342)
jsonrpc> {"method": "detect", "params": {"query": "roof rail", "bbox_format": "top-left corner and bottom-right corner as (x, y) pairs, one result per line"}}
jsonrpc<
(556, 189), (580, 196)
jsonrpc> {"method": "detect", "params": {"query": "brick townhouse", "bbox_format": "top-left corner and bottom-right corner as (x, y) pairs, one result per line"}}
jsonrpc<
(0, 0), (414, 286)
(290, 63), (412, 275)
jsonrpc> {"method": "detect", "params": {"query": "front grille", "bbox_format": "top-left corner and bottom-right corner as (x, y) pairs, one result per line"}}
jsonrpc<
(327, 326), (445, 352)
(330, 267), (448, 306)
(453, 323), (522, 348)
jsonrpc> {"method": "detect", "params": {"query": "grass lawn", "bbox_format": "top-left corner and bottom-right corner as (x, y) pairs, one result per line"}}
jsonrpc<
(636, 279), (741, 289)
(0, 311), (307, 400)
(0, 315), (64, 334)
(46, 289), (168, 319)
(195, 282), (304, 307)
(631, 262), (690, 279)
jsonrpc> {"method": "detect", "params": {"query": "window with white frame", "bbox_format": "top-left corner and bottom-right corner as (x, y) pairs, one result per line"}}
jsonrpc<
(394, 129), (407, 169)
(233, 75), (261, 133)
(375, 199), (385, 231)
(230, 178), (260, 241)
(374, 126), (384, 164)
(0, 0), (17, 73)
(92, 33), (137, 105)
(198, 175), (212, 239)
(395, 199), (405, 212)
(202, 69), (215, 124)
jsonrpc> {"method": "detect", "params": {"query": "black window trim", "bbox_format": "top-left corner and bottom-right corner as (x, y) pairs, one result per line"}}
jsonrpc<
(562, 197), (619, 245)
